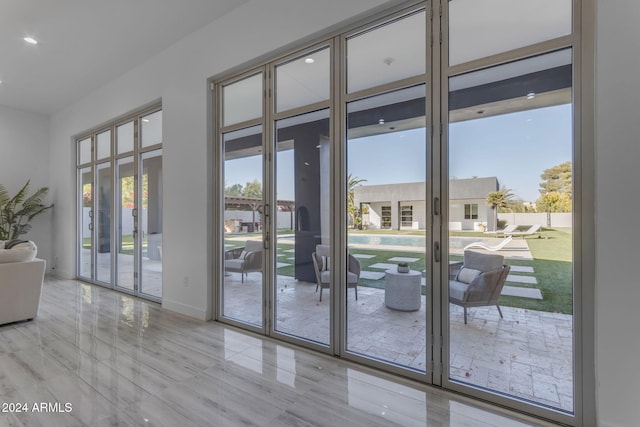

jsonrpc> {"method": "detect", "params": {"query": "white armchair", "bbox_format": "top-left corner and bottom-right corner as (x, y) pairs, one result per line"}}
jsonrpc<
(0, 240), (46, 325)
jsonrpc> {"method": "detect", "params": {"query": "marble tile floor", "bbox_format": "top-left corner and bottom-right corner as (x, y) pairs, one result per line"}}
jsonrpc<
(0, 277), (565, 427)
(223, 273), (574, 412)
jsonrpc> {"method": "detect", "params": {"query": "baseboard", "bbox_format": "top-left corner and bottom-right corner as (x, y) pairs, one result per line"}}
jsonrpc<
(47, 269), (75, 280)
(162, 298), (208, 321)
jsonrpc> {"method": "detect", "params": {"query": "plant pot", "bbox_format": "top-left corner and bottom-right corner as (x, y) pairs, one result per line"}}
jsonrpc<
(397, 265), (410, 273)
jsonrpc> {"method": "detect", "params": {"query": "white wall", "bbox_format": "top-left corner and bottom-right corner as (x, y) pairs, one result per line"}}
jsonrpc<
(48, 0), (392, 320)
(0, 106), (52, 267)
(498, 212), (573, 228)
(595, 1), (640, 426)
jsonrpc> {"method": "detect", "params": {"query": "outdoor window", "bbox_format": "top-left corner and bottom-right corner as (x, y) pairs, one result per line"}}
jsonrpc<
(401, 205), (414, 227)
(381, 206), (392, 228)
(464, 203), (478, 219)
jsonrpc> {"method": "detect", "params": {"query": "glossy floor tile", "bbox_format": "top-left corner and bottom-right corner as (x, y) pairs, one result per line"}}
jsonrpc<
(0, 277), (563, 426)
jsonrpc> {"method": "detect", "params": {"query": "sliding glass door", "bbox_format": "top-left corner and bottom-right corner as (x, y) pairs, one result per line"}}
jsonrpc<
(213, 2), (582, 423)
(76, 107), (163, 302)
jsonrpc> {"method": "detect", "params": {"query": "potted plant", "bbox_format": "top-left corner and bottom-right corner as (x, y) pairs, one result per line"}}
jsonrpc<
(0, 181), (53, 241)
(397, 262), (410, 273)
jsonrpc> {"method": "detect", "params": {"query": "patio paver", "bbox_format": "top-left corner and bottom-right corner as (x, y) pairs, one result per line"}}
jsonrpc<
(501, 285), (543, 299)
(507, 274), (538, 285)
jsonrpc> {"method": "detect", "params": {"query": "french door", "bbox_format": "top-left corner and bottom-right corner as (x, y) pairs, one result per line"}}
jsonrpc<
(214, 1), (581, 424)
(76, 107), (163, 301)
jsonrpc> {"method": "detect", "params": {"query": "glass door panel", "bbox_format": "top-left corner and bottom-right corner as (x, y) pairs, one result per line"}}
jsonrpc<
(345, 85), (428, 371)
(448, 0), (572, 66)
(95, 162), (113, 284)
(78, 167), (93, 280)
(140, 149), (163, 298)
(346, 10), (426, 93)
(274, 110), (330, 345)
(447, 50), (574, 413)
(116, 157), (135, 291)
(222, 126), (264, 327)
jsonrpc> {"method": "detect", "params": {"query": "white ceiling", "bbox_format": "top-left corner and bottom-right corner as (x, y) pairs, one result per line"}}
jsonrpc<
(0, 0), (249, 115)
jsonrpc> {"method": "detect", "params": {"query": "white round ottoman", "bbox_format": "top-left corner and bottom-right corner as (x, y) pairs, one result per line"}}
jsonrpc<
(384, 269), (422, 311)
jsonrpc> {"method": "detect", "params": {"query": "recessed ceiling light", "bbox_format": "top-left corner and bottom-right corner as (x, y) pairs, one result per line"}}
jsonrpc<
(304, 57), (314, 64)
(526, 92), (536, 100)
(142, 118), (150, 122)
(378, 118), (385, 125)
(23, 37), (38, 45)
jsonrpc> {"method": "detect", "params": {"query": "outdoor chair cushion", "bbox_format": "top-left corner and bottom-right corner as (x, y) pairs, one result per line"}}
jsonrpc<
(457, 267), (481, 284)
(449, 280), (469, 301)
(320, 270), (358, 284)
(225, 259), (245, 269)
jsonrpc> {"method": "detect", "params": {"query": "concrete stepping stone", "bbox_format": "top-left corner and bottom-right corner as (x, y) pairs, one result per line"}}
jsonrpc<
(501, 285), (543, 300)
(507, 274), (538, 284)
(352, 254), (376, 259)
(359, 271), (385, 280)
(283, 249), (295, 253)
(368, 263), (399, 270)
(276, 262), (291, 268)
(388, 257), (420, 263)
(509, 265), (534, 273)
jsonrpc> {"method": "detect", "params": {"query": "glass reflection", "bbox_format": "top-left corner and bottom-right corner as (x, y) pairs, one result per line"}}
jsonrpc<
(274, 110), (330, 345)
(346, 85), (427, 372)
(448, 50), (574, 412)
(223, 126), (264, 327)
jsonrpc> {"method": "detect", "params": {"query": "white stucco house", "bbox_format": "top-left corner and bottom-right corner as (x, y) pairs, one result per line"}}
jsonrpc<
(354, 177), (499, 231)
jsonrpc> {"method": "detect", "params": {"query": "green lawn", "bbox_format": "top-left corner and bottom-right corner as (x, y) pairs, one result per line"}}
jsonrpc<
(83, 235), (147, 255)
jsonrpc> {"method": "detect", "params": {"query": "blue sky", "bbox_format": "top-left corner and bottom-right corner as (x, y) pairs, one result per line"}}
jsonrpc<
(226, 103), (572, 202)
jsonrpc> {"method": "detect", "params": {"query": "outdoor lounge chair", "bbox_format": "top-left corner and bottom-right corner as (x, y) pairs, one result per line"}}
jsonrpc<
(495, 224), (518, 236)
(449, 250), (511, 324)
(224, 240), (263, 283)
(464, 236), (513, 251)
(312, 244), (359, 301)
(506, 224), (541, 238)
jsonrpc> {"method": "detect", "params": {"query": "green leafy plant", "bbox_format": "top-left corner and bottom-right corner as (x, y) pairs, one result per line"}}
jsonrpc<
(0, 181), (53, 241)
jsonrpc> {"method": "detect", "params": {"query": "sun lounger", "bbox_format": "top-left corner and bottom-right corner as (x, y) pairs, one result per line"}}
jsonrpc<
(506, 224), (541, 238)
(484, 224), (518, 236)
(464, 236), (513, 251)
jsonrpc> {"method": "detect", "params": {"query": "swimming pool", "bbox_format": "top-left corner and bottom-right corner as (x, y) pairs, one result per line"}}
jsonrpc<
(347, 234), (477, 249)
(348, 234), (426, 247)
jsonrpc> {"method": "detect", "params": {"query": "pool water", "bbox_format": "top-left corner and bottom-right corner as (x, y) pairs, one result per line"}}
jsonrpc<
(347, 234), (477, 249)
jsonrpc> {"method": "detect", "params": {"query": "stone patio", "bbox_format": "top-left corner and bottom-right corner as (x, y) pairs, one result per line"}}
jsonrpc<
(222, 271), (574, 413)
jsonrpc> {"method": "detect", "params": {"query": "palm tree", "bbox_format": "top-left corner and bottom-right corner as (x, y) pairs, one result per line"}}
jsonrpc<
(347, 174), (367, 228)
(486, 187), (515, 232)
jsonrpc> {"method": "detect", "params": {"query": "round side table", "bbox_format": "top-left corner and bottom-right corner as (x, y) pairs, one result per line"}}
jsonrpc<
(384, 269), (422, 311)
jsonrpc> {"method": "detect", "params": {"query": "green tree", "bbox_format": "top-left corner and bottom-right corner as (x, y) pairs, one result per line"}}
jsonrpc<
(242, 179), (262, 198)
(347, 174), (367, 228)
(539, 161), (572, 197)
(486, 186), (515, 231)
(224, 183), (243, 196)
(536, 191), (572, 213)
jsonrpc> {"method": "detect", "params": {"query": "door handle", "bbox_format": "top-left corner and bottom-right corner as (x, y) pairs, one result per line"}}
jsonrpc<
(434, 241), (440, 263)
